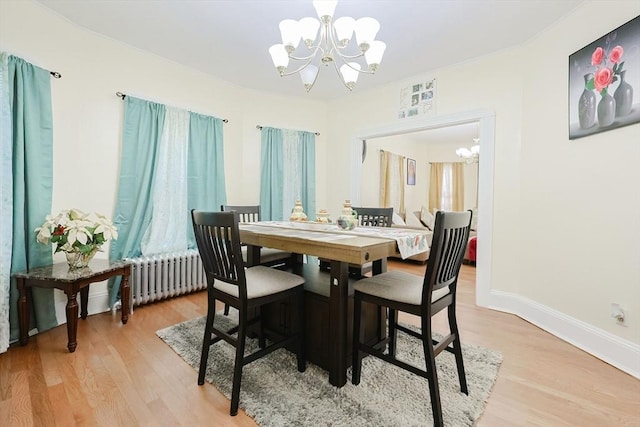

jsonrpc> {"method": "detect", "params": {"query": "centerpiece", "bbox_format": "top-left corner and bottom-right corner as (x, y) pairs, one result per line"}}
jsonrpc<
(35, 208), (118, 269)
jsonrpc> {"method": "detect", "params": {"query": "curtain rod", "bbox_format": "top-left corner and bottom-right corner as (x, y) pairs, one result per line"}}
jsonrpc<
(256, 124), (320, 136)
(49, 71), (61, 78)
(115, 92), (228, 123)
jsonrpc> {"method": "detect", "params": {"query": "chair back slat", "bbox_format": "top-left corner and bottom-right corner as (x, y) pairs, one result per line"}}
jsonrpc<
(351, 207), (393, 227)
(423, 210), (472, 304)
(192, 210), (247, 298)
(221, 205), (261, 223)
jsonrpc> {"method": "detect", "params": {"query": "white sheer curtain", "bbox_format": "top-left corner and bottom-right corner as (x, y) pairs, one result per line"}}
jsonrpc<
(282, 129), (301, 216)
(433, 162), (464, 212)
(379, 150), (405, 214)
(441, 163), (453, 211)
(0, 52), (12, 352)
(140, 107), (190, 256)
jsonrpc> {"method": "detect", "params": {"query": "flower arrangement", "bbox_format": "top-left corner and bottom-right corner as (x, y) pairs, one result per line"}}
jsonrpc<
(35, 209), (118, 268)
(589, 44), (624, 96)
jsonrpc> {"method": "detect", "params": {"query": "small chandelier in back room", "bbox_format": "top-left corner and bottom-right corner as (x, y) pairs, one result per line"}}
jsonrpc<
(268, 0), (386, 92)
(456, 138), (480, 164)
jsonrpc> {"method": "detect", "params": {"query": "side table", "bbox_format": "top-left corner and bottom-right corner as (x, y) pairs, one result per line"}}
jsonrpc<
(13, 259), (131, 352)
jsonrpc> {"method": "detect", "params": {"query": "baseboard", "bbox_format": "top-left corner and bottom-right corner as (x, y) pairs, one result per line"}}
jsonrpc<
(488, 290), (640, 379)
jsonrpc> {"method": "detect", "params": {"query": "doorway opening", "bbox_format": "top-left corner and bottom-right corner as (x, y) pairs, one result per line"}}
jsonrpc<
(350, 109), (494, 307)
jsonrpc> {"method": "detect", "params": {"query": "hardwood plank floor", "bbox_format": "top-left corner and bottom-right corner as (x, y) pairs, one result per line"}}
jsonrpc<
(1, 261), (638, 426)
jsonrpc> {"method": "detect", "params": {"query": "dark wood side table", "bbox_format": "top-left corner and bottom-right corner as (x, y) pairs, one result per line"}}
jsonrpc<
(13, 259), (131, 352)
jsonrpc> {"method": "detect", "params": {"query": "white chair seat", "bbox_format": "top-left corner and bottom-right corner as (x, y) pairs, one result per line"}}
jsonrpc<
(353, 270), (450, 306)
(214, 265), (304, 300)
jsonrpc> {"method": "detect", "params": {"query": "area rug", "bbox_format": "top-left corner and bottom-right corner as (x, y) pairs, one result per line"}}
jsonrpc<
(156, 313), (502, 426)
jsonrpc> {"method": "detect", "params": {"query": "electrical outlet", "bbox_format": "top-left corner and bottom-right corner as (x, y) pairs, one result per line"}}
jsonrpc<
(611, 303), (626, 326)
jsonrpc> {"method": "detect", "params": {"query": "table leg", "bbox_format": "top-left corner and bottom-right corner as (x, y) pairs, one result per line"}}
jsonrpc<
(80, 285), (90, 319)
(65, 291), (79, 353)
(328, 260), (349, 387)
(17, 278), (29, 346)
(246, 245), (261, 267)
(371, 258), (387, 276)
(121, 273), (130, 324)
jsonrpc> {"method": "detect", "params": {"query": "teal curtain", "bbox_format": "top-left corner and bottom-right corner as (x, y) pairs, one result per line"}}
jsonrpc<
(186, 112), (226, 248)
(299, 131), (316, 223)
(0, 52), (11, 351)
(8, 55), (56, 343)
(259, 127), (284, 220)
(108, 96), (165, 307)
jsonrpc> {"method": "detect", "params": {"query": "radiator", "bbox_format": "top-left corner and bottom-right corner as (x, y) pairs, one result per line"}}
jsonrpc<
(125, 250), (206, 307)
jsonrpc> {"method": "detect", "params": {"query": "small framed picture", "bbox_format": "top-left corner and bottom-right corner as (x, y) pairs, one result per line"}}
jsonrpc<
(407, 158), (416, 185)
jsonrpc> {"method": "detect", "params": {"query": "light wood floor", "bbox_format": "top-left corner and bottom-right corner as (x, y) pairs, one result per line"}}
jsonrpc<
(2, 261), (639, 426)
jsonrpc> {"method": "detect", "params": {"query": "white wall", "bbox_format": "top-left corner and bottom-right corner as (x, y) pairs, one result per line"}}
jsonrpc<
(3, 0), (639, 376)
(1, 0), (328, 319)
(325, 2), (640, 375)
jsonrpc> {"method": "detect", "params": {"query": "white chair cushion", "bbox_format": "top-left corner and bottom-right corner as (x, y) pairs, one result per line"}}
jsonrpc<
(353, 270), (449, 306)
(213, 266), (304, 299)
(241, 246), (291, 264)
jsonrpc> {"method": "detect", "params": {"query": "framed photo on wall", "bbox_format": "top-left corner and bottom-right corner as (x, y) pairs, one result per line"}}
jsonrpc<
(407, 158), (416, 185)
(398, 77), (436, 119)
(568, 15), (640, 140)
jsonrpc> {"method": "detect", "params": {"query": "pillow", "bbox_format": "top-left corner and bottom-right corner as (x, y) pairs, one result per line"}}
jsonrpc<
(420, 206), (435, 230)
(392, 212), (406, 226)
(406, 211), (423, 228)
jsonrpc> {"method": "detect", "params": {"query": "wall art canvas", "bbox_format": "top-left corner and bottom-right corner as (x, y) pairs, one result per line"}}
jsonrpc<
(569, 15), (640, 140)
(398, 77), (436, 119)
(407, 158), (416, 185)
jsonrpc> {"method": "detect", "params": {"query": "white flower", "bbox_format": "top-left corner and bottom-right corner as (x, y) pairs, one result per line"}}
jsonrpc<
(34, 226), (51, 244)
(95, 222), (118, 241)
(35, 208), (118, 254)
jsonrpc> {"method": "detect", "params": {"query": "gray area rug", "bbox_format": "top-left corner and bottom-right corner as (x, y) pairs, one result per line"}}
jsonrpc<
(156, 312), (502, 426)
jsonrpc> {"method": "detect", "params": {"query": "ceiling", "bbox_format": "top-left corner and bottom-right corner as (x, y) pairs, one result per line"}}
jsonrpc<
(35, 0), (584, 101)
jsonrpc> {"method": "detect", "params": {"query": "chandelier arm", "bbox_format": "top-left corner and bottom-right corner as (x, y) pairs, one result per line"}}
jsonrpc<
(326, 24), (373, 75)
(288, 52), (318, 61)
(335, 51), (366, 61)
(280, 40), (325, 77)
(288, 39), (323, 62)
(326, 23), (365, 62)
(335, 54), (375, 75)
(331, 58), (354, 91)
(279, 56), (318, 77)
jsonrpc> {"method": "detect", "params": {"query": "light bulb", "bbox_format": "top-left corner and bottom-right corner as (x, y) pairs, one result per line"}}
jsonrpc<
(269, 44), (289, 74)
(340, 62), (361, 90)
(279, 19), (301, 53)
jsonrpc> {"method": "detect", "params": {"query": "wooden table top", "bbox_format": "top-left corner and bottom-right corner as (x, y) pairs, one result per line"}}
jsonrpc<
(239, 222), (396, 265)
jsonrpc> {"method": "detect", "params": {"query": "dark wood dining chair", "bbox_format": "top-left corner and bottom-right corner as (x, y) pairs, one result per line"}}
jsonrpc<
(221, 205), (293, 267)
(351, 206), (394, 227)
(351, 210), (472, 427)
(221, 205), (294, 315)
(191, 210), (306, 416)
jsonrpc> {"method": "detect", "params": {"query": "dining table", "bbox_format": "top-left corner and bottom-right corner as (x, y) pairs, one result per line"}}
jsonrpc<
(238, 221), (429, 387)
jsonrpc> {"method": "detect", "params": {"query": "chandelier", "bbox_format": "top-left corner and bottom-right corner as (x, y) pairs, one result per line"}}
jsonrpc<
(456, 138), (480, 164)
(268, 0), (386, 92)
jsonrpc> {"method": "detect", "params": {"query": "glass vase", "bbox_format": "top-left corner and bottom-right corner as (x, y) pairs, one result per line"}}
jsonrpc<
(597, 92), (616, 128)
(578, 73), (596, 129)
(65, 248), (98, 269)
(614, 70), (633, 117)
